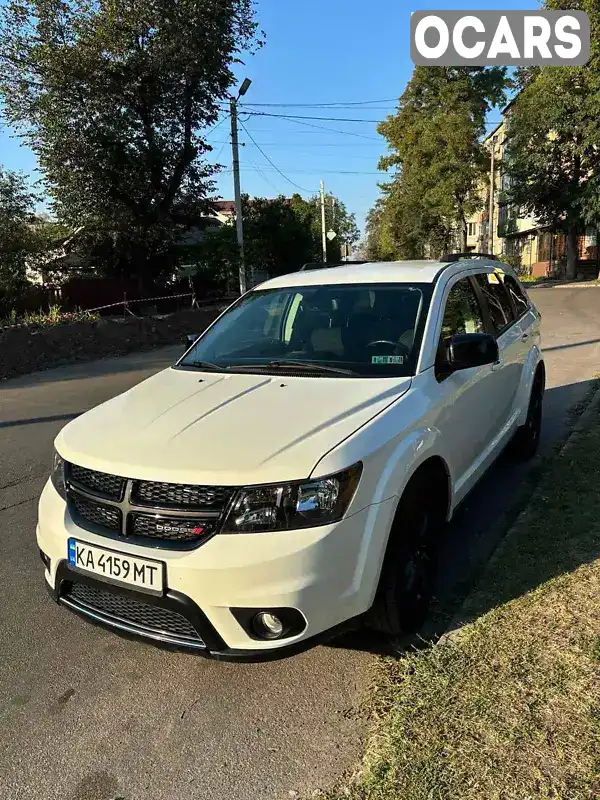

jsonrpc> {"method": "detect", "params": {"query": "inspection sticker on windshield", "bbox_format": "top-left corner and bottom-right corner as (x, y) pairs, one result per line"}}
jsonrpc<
(372, 355), (404, 365)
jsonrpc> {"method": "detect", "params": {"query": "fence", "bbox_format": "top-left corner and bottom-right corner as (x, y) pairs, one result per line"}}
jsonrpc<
(0, 285), (238, 333)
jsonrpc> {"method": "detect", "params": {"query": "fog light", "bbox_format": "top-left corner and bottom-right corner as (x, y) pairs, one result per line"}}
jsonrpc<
(253, 611), (284, 639)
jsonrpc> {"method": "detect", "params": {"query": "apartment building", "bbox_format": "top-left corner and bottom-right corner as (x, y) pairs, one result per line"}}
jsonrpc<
(466, 101), (598, 278)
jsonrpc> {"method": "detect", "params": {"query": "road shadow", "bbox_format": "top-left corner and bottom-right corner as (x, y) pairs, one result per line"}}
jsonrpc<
(544, 338), (600, 353)
(326, 378), (599, 657)
(0, 412), (81, 429)
(2, 346), (181, 389)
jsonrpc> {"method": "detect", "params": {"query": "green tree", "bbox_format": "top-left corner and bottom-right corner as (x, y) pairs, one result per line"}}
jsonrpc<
(506, 0), (600, 280)
(364, 177), (455, 261)
(0, 0), (261, 290)
(186, 190), (359, 290)
(0, 168), (37, 312)
(243, 195), (315, 275)
(377, 66), (508, 253)
(307, 192), (360, 261)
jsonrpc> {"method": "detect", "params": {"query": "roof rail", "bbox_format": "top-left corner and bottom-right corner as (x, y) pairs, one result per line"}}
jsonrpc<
(299, 260), (369, 271)
(440, 252), (499, 263)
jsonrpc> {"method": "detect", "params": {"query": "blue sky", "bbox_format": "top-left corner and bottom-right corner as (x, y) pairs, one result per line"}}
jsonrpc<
(0, 0), (540, 234)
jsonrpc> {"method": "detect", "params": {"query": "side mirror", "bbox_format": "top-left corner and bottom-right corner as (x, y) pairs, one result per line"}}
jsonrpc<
(444, 333), (499, 372)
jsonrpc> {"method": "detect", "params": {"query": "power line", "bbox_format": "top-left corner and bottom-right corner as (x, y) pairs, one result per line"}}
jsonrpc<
(225, 166), (386, 176)
(245, 153), (281, 193)
(238, 119), (314, 193)
(236, 98), (398, 107)
(221, 142), (384, 161)
(265, 115), (382, 141)
(208, 140), (383, 147)
(212, 139), (228, 163)
(242, 110), (382, 123)
(241, 104), (396, 111)
(204, 113), (230, 137)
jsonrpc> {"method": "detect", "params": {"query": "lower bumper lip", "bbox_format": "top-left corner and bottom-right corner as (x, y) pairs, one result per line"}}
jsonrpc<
(60, 594), (208, 650)
(48, 560), (363, 663)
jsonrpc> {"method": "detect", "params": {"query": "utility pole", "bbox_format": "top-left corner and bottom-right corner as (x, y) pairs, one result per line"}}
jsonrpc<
(320, 180), (327, 263)
(230, 78), (252, 294)
(488, 135), (497, 255)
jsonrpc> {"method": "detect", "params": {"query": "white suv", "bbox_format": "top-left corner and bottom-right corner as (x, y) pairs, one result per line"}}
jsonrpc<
(37, 256), (543, 660)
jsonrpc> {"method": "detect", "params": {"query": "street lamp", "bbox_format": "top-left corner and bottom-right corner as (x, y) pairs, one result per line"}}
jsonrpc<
(238, 78), (252, 98)
(230, 78), (252, 294)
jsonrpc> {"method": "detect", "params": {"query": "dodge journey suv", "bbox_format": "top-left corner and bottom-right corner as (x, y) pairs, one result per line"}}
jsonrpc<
(38, 255), (543, 660)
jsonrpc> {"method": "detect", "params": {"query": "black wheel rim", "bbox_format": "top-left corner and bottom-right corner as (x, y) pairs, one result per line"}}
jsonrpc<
(526, 386), (543, 443)
(397, 511), (434, 619)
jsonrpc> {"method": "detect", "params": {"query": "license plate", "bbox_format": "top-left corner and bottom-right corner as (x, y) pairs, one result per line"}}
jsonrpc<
(67, 539), (164, 595)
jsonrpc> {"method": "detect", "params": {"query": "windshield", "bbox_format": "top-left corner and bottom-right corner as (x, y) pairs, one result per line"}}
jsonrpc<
(178, 282), (430, 378)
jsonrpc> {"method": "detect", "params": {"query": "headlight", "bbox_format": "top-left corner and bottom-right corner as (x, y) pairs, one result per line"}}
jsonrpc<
(222, 463), (362, 533)
(51, 451), (67, 500)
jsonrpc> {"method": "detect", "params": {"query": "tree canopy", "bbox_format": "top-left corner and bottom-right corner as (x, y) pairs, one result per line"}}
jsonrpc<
(0, 0), (261, 290)
(0, 168), (38, 312)
(505, 0), (600, 278)
(371, 66), (508, 259)
(186, 191), (359, 291)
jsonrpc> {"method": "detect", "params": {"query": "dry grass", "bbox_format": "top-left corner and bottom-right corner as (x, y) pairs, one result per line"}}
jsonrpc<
(0, 304), (98, 329)
(330, 407), (600, 800)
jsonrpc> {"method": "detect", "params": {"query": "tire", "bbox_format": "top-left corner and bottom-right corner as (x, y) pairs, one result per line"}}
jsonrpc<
(510, 371), (545, 462)
(366, 472), (443, 638)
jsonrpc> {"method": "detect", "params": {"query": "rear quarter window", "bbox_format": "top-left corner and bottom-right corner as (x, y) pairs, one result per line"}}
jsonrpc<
(473, 272), (515, 333)
(503, 275), (530, 318)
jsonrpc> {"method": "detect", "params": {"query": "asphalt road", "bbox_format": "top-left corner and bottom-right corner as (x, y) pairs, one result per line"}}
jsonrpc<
(1, 286), (599, 800)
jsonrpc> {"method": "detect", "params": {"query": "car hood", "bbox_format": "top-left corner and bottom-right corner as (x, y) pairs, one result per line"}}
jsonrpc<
(56, 367), (412, 485)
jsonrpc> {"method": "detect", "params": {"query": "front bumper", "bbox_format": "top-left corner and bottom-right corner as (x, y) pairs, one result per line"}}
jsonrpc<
(37, 479), (396, 661)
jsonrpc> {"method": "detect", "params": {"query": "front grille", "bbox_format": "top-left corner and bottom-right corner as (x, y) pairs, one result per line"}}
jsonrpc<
(64, 582), (204, 645)
(130, 514), (216, 542)
(66, 461), (235, 548)
(69, 464), (125, 500)
(131, 480), (235, 511)
(70, 492), (122, 534)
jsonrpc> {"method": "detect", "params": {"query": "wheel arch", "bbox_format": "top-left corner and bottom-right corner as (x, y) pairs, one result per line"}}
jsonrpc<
(515, 348), (544, 427)
(535, 359), (546, 388)
(397, 455), (452, 524)
(365, 455), (451, 635)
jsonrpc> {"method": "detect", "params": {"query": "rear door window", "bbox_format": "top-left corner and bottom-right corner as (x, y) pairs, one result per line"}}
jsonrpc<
(473, 273), (516, 334)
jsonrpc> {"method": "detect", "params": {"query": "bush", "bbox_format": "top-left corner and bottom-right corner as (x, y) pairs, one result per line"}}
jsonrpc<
(502, 253), (524, 274)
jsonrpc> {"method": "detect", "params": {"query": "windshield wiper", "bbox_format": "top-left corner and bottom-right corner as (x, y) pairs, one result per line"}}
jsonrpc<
(231, 360), (357, 376)
(183, 360), (228, 372)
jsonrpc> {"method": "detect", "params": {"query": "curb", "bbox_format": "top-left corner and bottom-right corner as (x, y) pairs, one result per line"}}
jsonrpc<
(526, 280), (600, 289)
(440, 383), (600, 644)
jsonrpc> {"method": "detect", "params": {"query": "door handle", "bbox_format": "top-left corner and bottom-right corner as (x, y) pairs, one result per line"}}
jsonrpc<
(491, 359), (505, 372)
(521, 333), (530, 342)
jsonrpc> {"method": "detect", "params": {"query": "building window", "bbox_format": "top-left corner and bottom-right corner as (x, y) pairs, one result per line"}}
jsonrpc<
(468, 222), (477, 237)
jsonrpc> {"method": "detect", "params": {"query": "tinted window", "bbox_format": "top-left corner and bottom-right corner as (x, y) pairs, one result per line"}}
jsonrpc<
(473, 273), (515, 333)
(504, 275), (530, 318)
(440, 278), (486, 341)
(179, 283), (429, 377)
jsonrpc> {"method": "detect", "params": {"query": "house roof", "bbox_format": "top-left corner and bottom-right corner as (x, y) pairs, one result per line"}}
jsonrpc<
(213, 200), (236, 215)
(213, 198), (291, 216)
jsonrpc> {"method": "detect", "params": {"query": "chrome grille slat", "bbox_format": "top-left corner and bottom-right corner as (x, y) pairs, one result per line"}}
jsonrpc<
(69, 464), (125, 500)
(70, 492), (122, 534)
(130, 514), (217, 542)
(131, 480), (234, 511)
(65, 462), (236, 548)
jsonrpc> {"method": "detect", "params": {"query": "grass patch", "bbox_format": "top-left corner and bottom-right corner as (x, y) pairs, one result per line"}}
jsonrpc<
(520, 274), (550, 284)
(0, 304), (99, 329)
(329, 403), (600, 800)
